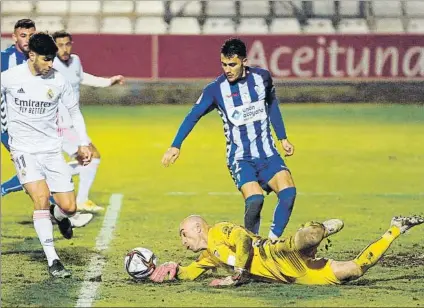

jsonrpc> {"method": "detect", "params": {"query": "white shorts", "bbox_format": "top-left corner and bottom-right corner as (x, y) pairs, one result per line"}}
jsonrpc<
(11, 150), (74, 193)
(61, 127), (92, 157)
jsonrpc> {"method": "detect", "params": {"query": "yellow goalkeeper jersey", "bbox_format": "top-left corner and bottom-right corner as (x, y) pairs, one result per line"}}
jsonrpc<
(177, 222), (340, 285)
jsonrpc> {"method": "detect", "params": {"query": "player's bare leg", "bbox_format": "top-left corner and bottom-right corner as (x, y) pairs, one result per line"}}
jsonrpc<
(330, 215), (424, 282)
(241, 181), (264, 235)
(294, 219), (344, 257)
(51, 191), (76, 239)
(267, 170), (296, 239)
(76, 143), (103, 212)
(24, 180), (71, 278)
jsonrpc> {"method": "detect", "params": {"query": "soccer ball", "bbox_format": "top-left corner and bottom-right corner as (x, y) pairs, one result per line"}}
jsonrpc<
(124, 247), (157, 280)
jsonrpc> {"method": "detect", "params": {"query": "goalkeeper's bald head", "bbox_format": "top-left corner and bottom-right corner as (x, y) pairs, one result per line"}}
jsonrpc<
(179, 215), (209, 252)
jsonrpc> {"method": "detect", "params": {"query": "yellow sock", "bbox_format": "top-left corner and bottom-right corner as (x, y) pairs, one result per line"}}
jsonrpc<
(353, 226), (401, 272)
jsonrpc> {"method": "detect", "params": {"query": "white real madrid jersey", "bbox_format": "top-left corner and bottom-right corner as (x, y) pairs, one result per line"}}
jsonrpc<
(53, 54), (83, 128)
(1, 64), (89, 153)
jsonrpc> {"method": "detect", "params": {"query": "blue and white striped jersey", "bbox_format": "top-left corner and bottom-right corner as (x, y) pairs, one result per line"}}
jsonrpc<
(171, 66), (287, 166)
(1, 45), (27, 133)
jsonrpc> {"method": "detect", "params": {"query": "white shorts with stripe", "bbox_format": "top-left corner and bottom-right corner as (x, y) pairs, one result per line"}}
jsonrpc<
(11, 150), (74, 193)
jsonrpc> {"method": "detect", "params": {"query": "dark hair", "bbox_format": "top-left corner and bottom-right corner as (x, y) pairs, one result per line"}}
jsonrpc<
(52, 30), (72, 42)
(29, 32), (58, 56)
(221, 38), (247, 58)
(14, 18), (36, 30)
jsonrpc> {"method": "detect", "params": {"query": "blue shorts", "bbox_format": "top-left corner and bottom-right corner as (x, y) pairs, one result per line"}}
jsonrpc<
(228, 155), (289, 193)
(1, 131), (10, 152)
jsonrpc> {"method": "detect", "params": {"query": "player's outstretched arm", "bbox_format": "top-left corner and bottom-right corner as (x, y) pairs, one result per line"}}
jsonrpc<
(81, 72), (124, 87)
(162, 85), (215, 167)
(161, 147), (180, 167)
(110, 75), (125, 86)
(208, 226), (252, 287)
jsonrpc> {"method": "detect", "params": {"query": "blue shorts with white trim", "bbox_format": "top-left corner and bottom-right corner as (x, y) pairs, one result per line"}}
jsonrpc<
(228, 155), (289, 193)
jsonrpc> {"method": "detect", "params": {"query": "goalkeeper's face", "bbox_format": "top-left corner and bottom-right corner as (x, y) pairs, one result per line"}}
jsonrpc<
(179, 223), (203, 253)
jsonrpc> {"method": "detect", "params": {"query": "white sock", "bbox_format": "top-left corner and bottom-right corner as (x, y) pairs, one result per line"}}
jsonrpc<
(68, 160), (81, 176)
(53, 205), (70, 221)
(268, 230), (279, 240)
(77, 158), (100, 204)
(33, 210), (59, 266)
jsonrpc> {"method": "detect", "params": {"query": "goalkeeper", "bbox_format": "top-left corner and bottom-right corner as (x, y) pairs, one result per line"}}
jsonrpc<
(150, 215), (423, 286)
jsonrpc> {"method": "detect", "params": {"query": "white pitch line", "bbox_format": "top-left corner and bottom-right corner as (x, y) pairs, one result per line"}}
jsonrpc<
(75, 193), (123, 308)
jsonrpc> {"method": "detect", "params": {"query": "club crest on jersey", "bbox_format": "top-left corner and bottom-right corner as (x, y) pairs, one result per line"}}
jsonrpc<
(47, 89), (54, 100)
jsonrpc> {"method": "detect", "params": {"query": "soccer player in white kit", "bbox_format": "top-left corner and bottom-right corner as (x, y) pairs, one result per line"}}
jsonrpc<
(52, 30), (124, 213)
(1, 32), (93, 277)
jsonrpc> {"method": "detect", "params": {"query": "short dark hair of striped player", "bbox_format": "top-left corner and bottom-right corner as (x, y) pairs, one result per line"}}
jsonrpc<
(14, 19), (36, 30)
(28, 32), (58, 57)
(221, 38), (247, 59)
(52, 30), (73, 43)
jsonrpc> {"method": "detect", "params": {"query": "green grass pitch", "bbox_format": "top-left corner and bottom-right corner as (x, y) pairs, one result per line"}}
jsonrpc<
(1, 103), (423, 307)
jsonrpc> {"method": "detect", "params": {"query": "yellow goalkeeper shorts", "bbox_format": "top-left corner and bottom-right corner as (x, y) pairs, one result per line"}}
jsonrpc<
(295, 258), (341, 285)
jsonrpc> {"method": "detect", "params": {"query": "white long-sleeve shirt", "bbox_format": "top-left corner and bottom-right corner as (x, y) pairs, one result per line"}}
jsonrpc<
(1, 63), (90, 153)
(53, 54), (112, 128)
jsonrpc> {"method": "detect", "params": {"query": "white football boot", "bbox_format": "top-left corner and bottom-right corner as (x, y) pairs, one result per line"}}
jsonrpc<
(322, 219), (344, 237)
(391, 215), (424, 234)
(69, 212), (94, 228)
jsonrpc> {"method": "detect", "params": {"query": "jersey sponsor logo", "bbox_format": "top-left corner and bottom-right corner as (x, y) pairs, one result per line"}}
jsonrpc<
(231, 110), (241, 120)
(227, 100), (267, 126)
(14, 98), (53, 115)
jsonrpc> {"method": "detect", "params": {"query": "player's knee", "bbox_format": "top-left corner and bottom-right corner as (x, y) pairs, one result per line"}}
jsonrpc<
(295, 224), (325, 250)
(58, 198), (77, 215)
(306, 224), (325, 245)
(334, 261), (364, 282)
(244, 194), (264, 231)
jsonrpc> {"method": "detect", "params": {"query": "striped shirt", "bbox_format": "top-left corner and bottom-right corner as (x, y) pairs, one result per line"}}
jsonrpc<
(171, 67), (287, 166)
(1, 45), (27, 133)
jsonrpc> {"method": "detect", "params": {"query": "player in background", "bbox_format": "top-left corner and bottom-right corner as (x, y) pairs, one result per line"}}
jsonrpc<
(52, 30), (124, 212)
(1, 33), (93, 277)
(162, 38), (296, 239)
(1, 19), (36, 196)
(150, 214), (424, 286)
(0, 20), (93, 228)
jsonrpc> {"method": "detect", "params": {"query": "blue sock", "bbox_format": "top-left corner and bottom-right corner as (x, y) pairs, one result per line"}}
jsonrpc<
(49, 195), (56, 205)
(1, 175), (23, 197)
(244, 194), (265, 234)
(270, 187), (297, 237)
